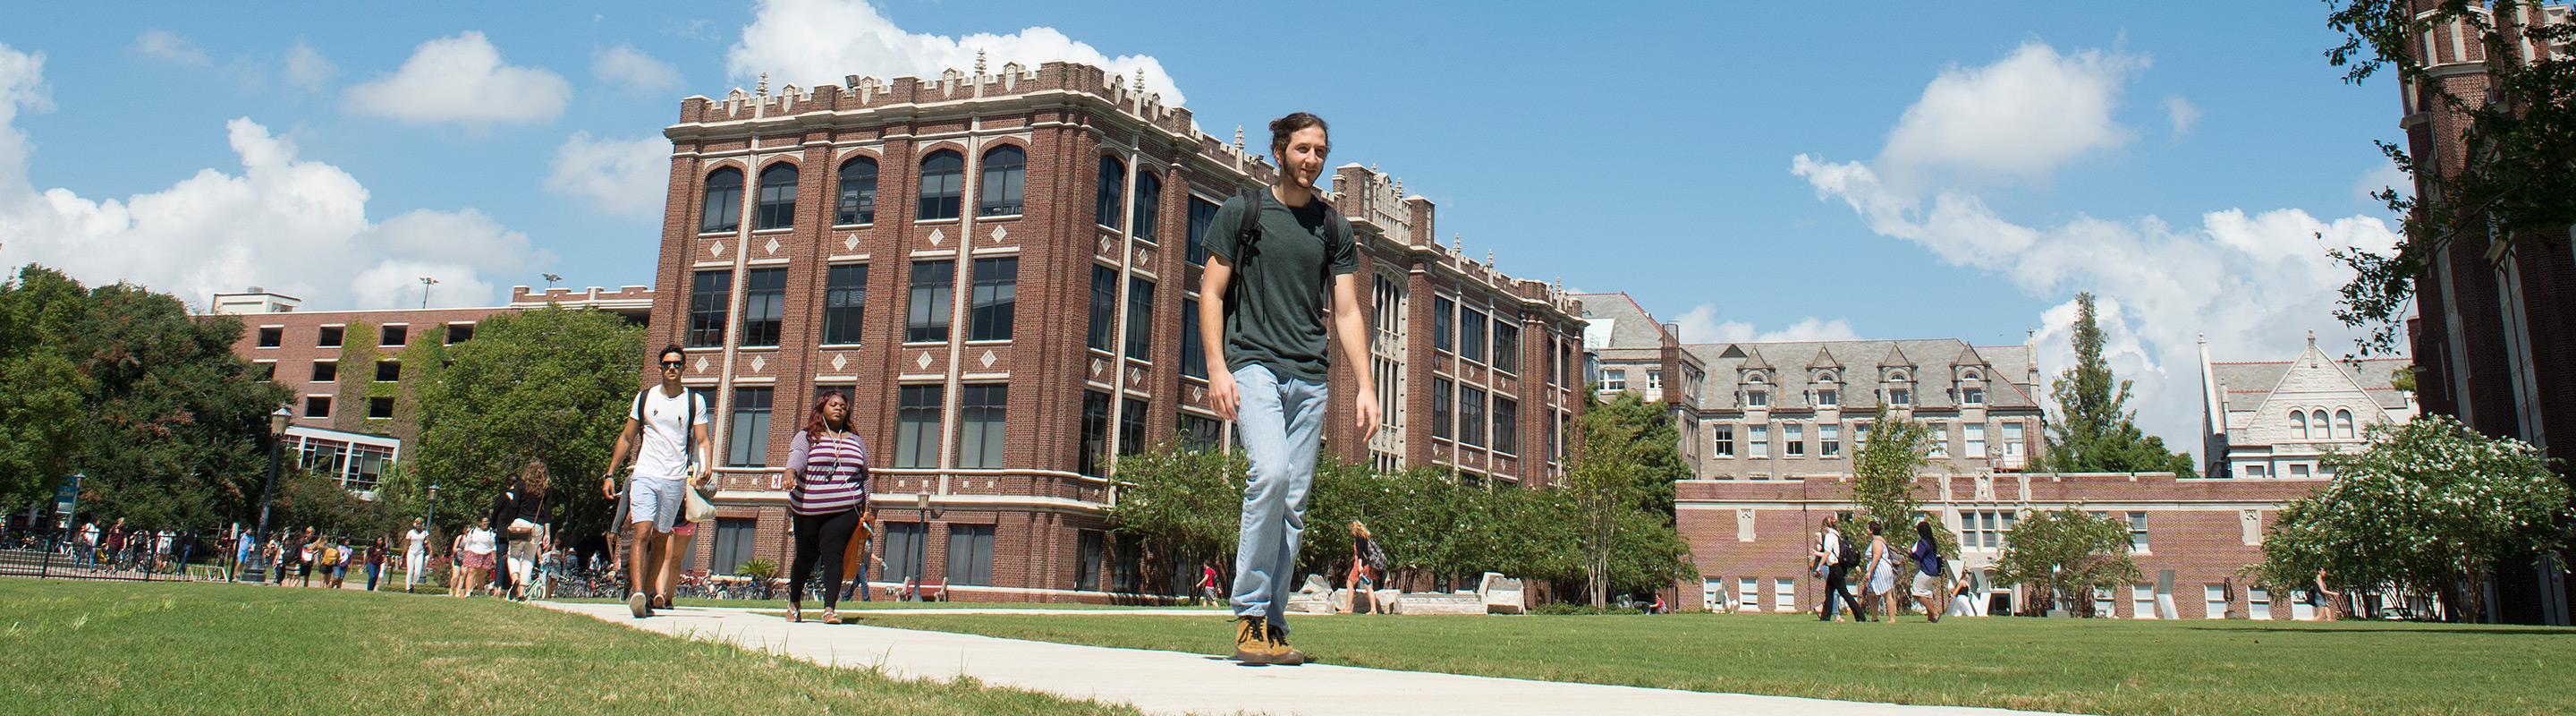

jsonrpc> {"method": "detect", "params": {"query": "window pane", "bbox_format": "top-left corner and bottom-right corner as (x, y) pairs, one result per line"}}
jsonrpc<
(1094, 156), (1125, 230)
(727, 387), (774, 466)
(969, 258), (1016, 342)
(896, 384), (943, 469)
(1131, 172), (1161, 242)
(1461, 309), (1487, 362)
(1432, 378), (1454, 439)
(822, 264), (869, 345)
(688, 269), (732, 347)
(907, 260), (953, 343)
(700, 168), (741, 234)
(756, 163), (798, 231)
(977, 146), (1025, 217)
(882, 523), (925, 582)
(1494, 397), (1518, 455)
(1119, 397), (1149, 456)
(1088, 266), (1117, 352)
(711, 518), (757, 575)
(1124, 277), (1155, 358)
(739, 268), (785, 347)
(958, 383), (1007, 469)
(1460, 387), (1487, 448)
(1492, 320), (1519, 373)
(918, 150), (962, 220)
(1181, 298), (1206, 379)
(1433, 297), (1454, 351)
(1080, 391), (1112, 475)
(946, 524), (995, 585)
(835, 157), (877, 225)
(1184, 196), (1217, 265)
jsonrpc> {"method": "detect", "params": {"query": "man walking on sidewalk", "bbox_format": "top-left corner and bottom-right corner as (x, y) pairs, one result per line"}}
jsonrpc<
(600, 344), (713, 618)
(1200, 112), (1378, 666)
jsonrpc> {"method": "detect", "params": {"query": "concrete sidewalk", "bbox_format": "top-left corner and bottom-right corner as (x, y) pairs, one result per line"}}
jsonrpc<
(537, 601), (2063, 716)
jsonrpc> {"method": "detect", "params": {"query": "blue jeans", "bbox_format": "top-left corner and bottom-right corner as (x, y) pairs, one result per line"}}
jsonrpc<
(1227, 364), (1328, 635)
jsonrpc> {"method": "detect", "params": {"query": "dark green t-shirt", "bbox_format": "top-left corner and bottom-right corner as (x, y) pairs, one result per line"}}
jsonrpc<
(1205, 190), (1358, 383)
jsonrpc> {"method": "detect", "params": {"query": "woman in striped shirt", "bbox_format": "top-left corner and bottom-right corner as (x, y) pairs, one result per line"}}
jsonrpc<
(781, 390), (870, 624)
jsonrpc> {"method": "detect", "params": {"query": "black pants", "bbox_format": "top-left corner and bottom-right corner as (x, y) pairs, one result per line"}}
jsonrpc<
(790, 508), (862, 609)
(1822, 567), (1866, 620)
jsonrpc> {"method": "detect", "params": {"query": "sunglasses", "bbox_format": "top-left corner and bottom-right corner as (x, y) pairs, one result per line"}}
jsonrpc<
(659, 361), (683, 370)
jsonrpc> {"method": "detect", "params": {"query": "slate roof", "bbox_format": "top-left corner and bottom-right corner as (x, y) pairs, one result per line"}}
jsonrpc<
(1680, 338), (2042, 414)
(1570, 292), (1668, 348)
(2210, 356), (2412, 413)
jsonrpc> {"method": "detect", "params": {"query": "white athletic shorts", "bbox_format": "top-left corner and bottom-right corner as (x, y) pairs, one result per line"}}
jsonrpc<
(624, 474), (687, 533)
(1911, 572), (1940, 598)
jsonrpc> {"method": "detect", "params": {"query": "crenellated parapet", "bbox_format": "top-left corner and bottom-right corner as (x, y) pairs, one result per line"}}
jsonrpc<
(1327, 162), (1578, 318)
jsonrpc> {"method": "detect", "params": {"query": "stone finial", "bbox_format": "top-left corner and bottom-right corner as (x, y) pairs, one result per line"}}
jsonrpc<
(1453, 234), (1462, 253)
(975, 48), (987, 75)
(2306, 329), (2316, 346)
(1487, 249), (1495, 267)
(1132, 68), (1146, 92)
(757, 72), (769, 97)
(1394, 178), (1403, 196)
(1233, 125), (1244, 150)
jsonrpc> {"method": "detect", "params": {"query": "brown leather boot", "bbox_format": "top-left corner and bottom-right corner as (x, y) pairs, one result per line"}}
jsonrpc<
(1265, 623), (1308, 666)
(1230, 616), (1273, 665)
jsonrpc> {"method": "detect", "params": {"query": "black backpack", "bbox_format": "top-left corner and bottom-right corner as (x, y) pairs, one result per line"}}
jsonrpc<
(1360, 537), (1389, 573)
(1836, 533), (1861, 567)
(1224, 189), (1348, 314)
(631, 387), (701, 469)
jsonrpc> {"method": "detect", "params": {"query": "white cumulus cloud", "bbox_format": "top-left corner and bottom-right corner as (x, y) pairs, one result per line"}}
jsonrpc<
(1878, 41), (2144, 188)
(343, 31), (571, 126)
(2165, 96), (2201, 139)
(284, 40), (338, 92)
(546, 132), (670, 219)
(132, 30), (210, 66)
(1674, 304), (1863, 345)
(0, 44), (551, 311)
(727, 0), (1187, 105)
(593, 44), (682, 96)
(1792, 41), (2402, 465)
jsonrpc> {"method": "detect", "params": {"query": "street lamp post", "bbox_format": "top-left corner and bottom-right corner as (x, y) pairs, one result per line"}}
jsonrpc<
(254, 406), (292, 539)
(912, 492), (935, 601)
(426, 483), (440, 542)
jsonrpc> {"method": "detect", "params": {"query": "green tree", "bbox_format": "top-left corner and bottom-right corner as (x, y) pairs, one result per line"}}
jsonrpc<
(1848, 405), (1935, 536)
(1105, 441), (1247, 585)
(1579, 391), (1690, 516)
(67, 281), (291, 531)
(0, 265), (92, 512)
(1566, 392), (1696, 607)
(2042, 293), (2196, 476)
(2255, 414), (2570, 622)
(1991, 507), (2141, 618)
(411, 305), (644, 542)
(2322, 1), (2576, 354)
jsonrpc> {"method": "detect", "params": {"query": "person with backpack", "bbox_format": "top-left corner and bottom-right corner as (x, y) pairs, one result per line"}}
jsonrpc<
(599, 344), (715, 618)
(1347, 521), (1387, 614)
(1200, 113), (1378, 666)
(1908, 519), (1945, 623)
(493, 458), (551, 602)
(1810, 514), (1868, 622)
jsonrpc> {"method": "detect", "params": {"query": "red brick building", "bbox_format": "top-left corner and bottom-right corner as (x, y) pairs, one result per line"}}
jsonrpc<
(2393, 1), (2574, 624)
(645, 62), (1585, 601)
(1679, 472), (2341, 620)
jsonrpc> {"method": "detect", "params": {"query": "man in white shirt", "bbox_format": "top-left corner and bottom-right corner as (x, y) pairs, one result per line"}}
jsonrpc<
(600, 345), (713, 618)
(402, 518), (429, 592)
(76, 520), (99, 568)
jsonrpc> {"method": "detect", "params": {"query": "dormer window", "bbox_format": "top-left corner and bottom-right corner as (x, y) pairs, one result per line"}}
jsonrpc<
(1963, 387), (1985, 405)
(1747, 390), (1770, 408)
(1814, 371), (1838, 407)
(1888, 388), (1912, 405)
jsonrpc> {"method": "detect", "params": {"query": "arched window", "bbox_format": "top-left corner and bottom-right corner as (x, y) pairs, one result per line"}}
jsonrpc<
(2334, 409), (2355, 439)
(918, 150), (963, 220)
(978, 146), (1025, 217)
(755, 163), (798, 231)
(1094, 155), (1126, 230)
(699, 167), (743, 234)
(1961, 368), (1982, 381)
(2311, 410), (2330, 439)
(1131, 172), (1162, 242)
(2292, 410), (2309, 439)
(835, 157), (877, 226)
(1813, 371), (1839, 406)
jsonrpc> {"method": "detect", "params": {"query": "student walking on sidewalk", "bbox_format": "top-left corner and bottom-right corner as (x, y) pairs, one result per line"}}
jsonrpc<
(780, 390), (869, 624)
(1201, 112), (1378, 666)
(599, 345), (714, 618)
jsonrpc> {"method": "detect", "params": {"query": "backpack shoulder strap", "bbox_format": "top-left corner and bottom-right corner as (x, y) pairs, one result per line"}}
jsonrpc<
(1235, 189), (1264, 242)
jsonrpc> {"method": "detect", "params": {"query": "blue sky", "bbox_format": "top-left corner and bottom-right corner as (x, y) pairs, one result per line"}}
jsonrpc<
(0, 1), (2415, 456)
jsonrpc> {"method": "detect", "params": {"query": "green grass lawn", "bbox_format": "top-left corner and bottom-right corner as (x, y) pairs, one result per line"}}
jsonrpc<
(858, 610), (2576, 716)
(546, 595), (1224, 610)
(0, 578), (1138, 715)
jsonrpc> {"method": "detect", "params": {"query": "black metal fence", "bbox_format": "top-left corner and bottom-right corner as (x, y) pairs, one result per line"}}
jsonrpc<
(0, 532), (239, 584)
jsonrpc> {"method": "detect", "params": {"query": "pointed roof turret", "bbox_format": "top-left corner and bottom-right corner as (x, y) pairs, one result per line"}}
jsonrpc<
(1738, 346), (1774, 371)
(1807, 346), (1842, 370)
(1878, 344), (1914, 369)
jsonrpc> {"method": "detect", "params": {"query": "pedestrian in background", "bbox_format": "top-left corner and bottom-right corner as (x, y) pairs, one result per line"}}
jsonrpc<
(1908, 520), (1944, 623)
(1864, 522), (1899, 622)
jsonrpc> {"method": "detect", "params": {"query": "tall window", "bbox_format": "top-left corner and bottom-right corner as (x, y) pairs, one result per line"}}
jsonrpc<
(1460, 309), (1487, 362)
(835, 157), (877, 225)
(2129, 512), (2150, 553)
(700, 167), (742, 234)
(1965, 423), (1987, 458)
(1080, 391), (1112, 475)
(1094, 156), (1126, 230)
(1784, 423), (1805, 456)
(1433, 296), (1455, 351)
(1075, 531), (1105, 591)
(1119, 397), (1150, 456)
(1131, 172), (1162, 243)
(977, 146), (1025, 217)
(1179, 413), (1224, 450)
(2334, 409), (2355, 439)
(1493, 397), (1518, 455)
(957, 384), (1007, 469)
(968, 258), (1016, 342)
(883, 523), (925, 582)
(895, 384), (943, 469)
(1928, 421), (1949, 457)
(1181, 298), (1207, 379)
(821, 264), (868, 345)
(687, 269), (731, 347)
(739, 268), (785, 347)
(945, 524), (995, 585)
(1750, 425), (1769, 457)
(710, 518), (758, 575)
(1431, 378), (1455, 439)
(1713, 425), (1735, 457)
(726, 387), (774, 466)
(1460, 386), (1487, 448)
(906, 260), (953, 343)
(1124, 277), (1155, 358)
(1184, 196), (1218, 265)
(755, 163), (797, 231)
(1492, 320), (1519, 373)
(1087, 266), (1118, 352)
(918, 150), (963, 220)
(1373, 274), (1404, 337)
(1820, 423), (1842, 457)
(2003, 422), (2026, 461)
